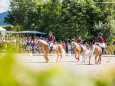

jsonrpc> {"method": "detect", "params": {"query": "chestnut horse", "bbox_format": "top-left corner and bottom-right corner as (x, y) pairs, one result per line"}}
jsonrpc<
(89, 44), (102, 65)
(37, 39), (65, 62)
(72, 42), (102, 65)
(72, 42), (90, 63)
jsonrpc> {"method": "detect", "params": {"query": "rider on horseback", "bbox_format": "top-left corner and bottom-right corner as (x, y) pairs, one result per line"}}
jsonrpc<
(48, 31), (55, 51)
(76, 36), (83, 45)
(94, 33), (105, 54)
(76, 36), (83, 52)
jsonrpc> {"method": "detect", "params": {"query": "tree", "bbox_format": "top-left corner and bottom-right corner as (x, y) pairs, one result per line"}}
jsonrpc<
(93, 16), (115, 42)
(4, 0), (115, 42)
(5, 0), (39, 30)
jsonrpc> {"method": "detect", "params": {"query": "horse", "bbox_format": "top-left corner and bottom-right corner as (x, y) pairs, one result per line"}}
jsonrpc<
(72, 42), (103, 65)
(89, 44), (102, 65)
(37, 39), (65, 62)
(72, 42), (91, 63)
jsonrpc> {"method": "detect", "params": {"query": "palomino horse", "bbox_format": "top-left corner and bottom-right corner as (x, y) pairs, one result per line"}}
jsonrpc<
(72, 42), (90, 63)
(89, 44), (102, 65)
(72, 42), (103, 65)
(37, 39), (65, 62)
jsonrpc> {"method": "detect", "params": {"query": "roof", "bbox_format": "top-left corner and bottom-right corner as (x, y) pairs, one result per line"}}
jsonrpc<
(6, 31), (46, 34)
(0, 27), (6, 31)
(17, 31), (46, 34)
(6, 31), (16, 33)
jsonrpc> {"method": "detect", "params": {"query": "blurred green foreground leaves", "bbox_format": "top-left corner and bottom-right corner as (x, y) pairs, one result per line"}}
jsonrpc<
(0, 53), (115, 86)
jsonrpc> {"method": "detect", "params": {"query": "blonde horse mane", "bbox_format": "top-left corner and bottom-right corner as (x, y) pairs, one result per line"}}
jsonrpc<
(38, 39), (48, 46)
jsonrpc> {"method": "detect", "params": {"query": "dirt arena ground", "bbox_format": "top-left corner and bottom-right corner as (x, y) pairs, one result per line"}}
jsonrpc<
(17, 54), (115, 78)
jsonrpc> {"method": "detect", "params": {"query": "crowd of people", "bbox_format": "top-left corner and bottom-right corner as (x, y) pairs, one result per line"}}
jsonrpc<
(0, 31), (111, 54)
(18, 35), (75, 54)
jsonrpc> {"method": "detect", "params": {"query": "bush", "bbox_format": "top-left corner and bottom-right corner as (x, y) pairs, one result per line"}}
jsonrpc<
(106, 44), (115, 54)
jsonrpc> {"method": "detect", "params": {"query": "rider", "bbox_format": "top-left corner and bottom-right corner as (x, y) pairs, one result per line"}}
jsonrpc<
(94, 33), (105, 54)
(76, 36), (83, 45)
(48, 31), (55, 51)
(76, 36), (83, 52)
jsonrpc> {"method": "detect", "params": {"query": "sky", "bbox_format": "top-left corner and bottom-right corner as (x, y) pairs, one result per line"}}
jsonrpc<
(0, 0), (10, 13)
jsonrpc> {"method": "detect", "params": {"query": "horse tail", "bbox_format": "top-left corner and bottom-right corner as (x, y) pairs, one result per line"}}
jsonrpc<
(61, 47), (65, 55)
(90, 45), (95, 55)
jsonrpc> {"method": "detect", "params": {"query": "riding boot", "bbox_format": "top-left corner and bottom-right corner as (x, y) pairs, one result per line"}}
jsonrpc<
(101, 48), (105, 54)
(49, 47), (53, 53)
(78, 44), (83, 52)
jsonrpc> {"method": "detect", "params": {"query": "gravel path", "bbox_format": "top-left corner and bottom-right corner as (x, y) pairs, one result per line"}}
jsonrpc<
(16, 54), (115, 78)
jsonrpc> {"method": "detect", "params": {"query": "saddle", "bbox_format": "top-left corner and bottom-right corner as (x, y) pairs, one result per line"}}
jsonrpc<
(49, 42), (56, 52)
(50, 46), (53, 51)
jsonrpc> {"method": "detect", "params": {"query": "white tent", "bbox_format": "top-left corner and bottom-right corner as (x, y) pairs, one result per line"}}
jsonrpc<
(0, 27), (6, 32)
(0, 27), (6, 39)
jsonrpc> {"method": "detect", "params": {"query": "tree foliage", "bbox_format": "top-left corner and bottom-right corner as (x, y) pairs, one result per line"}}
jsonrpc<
(5, 0), (115, 42)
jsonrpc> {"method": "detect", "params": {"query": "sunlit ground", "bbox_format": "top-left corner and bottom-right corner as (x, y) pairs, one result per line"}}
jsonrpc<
(0, 53), (115, 86)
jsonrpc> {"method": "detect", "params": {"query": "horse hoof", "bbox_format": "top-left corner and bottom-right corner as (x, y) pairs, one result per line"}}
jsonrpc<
(81, 60), (85, 63)
(46, 59), (49, 63)
(75, 58), (79, 62)
(95, 62), (98, 65)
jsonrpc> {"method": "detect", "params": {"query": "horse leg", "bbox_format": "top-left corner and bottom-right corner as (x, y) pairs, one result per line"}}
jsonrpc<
(74, 52), (77, 59)
(95, 55), (98, 64)
(44, 53), (49, 62)
(75, 54), (80, 62)
(82, 51), (88, 63)
(77, 52), (80, 61)
(75, 53), (77, 58)
(75, 54), (79, 61)
(44, 46), (49, 62)
(89, 52), (93, 65)
(56, 52), (59, 62)
(56, 55), (59, 62)
(81, 53), (86, 63)
(59, 53), (63, 62)
(98, 54), (102, 64)
(89, 55), (91, 65)
(75, 51), (80, 62)
(73, 48), (78, 61)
